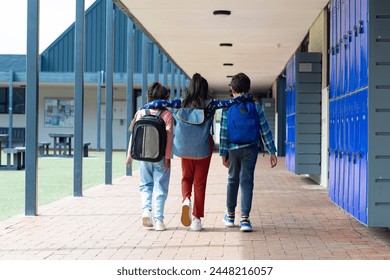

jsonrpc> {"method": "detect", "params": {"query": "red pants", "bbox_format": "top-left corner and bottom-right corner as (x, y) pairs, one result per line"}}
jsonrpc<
(181, 136), (214, 218)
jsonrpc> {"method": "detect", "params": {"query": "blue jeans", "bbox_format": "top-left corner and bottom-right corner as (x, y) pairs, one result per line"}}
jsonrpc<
(139, 158), (170, 221)
(226, 144), (258, 217)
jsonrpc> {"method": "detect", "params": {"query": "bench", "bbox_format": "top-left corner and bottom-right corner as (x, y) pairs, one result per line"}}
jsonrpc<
(1, 147), (25, 170)
(0, 127), (25, 147)
(38, 142), (51, 156)
(83, 142), (91, 157)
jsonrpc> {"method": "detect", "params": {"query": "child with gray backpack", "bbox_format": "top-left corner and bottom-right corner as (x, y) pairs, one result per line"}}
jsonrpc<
(126, 82), (173, 231)
(219, 73), (278, 232)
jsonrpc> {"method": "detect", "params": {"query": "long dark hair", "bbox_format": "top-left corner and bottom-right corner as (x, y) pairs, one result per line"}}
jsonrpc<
(182, 73), (209, 109)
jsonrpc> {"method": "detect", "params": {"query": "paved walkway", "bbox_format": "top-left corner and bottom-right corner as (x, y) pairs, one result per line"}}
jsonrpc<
(0, 154), (389, 260)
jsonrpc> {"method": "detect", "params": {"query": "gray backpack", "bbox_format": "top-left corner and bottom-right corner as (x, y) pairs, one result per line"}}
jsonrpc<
(131, 109), (167, 162)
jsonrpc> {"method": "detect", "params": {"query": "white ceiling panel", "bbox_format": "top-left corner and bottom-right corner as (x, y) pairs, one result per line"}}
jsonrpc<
(115, 0), (328, 93)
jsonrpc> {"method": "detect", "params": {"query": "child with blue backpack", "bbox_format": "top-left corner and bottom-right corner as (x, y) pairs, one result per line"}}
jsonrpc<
(219, 72), (278, 232)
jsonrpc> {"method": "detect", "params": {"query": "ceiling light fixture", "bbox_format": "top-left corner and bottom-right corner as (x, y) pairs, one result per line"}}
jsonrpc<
(220, 43), (233, 47)
(223, 63), (234, 66)
(213, 10), (231, 16)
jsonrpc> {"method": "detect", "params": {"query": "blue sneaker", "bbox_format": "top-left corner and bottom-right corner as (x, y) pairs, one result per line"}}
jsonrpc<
(223, 213), (235, 227)
(240, 218), (253, 232)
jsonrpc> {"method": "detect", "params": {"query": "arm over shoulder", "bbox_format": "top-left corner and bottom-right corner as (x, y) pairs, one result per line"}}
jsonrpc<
(140, 99), (181, 110)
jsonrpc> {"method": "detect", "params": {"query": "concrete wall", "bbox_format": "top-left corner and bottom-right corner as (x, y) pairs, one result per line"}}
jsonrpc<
(308, 8), (329, 186)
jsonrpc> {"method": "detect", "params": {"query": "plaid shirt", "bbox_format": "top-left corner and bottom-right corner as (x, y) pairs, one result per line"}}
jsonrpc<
(219, 101), (277, 157)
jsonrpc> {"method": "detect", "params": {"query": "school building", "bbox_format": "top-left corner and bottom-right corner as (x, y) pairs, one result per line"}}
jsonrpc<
(0, 0), (389, 228)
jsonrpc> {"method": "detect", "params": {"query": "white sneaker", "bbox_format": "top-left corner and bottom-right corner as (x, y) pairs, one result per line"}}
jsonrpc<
(181, 198), (192, 227)
(141, 209), (153, 228)
(155, 220), (166, 231)
(190, 218), (202, 231)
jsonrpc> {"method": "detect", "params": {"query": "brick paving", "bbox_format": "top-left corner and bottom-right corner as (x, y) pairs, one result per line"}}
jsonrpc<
(0, 154), (389, 260)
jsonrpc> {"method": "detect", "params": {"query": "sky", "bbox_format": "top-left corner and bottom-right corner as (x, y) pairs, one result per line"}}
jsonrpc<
(0, 0), (96, 54)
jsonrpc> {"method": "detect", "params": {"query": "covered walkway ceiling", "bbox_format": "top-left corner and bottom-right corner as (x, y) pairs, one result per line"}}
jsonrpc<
(115, 0), (328, 93)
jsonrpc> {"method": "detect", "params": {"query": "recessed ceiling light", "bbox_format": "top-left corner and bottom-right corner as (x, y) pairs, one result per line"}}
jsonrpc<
(220, 43), (233, 47)
(213, 10), (231, 16)
(223, 63), (234, 66)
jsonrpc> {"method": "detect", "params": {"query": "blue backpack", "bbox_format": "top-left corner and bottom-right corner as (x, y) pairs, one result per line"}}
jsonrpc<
(173, 108), (213, 159)
(227, 102), (260, 144)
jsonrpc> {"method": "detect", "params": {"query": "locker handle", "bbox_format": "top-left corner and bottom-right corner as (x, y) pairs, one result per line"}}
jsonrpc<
(336, 43), (340, 54)
(343, 35), (348, 49)
(348, 31), (353, 42)
(352, 153), (357, 164)
(353, 25), (358, 37)
(359, 20), (364, 34)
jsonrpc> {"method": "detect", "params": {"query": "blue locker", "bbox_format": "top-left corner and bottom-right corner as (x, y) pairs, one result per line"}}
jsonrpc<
(340, 0), (346, 95)
(329, 101), (336, 203)
(343, 96), (350, 212)
(330, 0), (337, 99)
(285, 53), (321, 175)
(359, 0), (368, 88)
(349, 0), (357, 91)
(346, 95), (354, 214)
(328, 0), (390, 227)
(334, 99), (341, 205)
(342, 0), (350, 95)
(336, 0), (342, 97)
(352, 93), (360, 219)
(285, 58), (294, 172)
(355, 0), (362, 89)
(347, 94), (355, 213)
(291, 142), (296, 174)
(331, 99), (336, 205)
(286, 61), (291, 172)
(358, 89), (368, 224)
(290, 89), (295, 172)
(339, 96), (346, 208)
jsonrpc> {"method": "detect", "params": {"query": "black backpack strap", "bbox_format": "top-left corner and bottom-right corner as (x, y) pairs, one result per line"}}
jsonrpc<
(145, 109), (151, 115)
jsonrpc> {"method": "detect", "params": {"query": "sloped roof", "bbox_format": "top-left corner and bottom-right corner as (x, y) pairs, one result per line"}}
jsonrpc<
(0, 55), (26, 72)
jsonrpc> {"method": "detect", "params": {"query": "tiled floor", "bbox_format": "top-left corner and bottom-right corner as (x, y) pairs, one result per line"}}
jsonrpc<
(0, 154), (389, 260)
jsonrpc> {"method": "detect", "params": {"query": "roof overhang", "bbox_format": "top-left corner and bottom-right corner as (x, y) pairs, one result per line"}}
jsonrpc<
(114, 0), (328, 93)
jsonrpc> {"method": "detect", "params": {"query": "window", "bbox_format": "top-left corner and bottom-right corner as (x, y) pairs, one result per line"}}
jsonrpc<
(0, 87), (26, 114)
(0, 88), (6, 113)
(44, 98), (74, 127)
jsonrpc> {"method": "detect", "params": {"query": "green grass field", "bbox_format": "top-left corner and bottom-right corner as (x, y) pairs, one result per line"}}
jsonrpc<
(0, 151), (139, 221)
